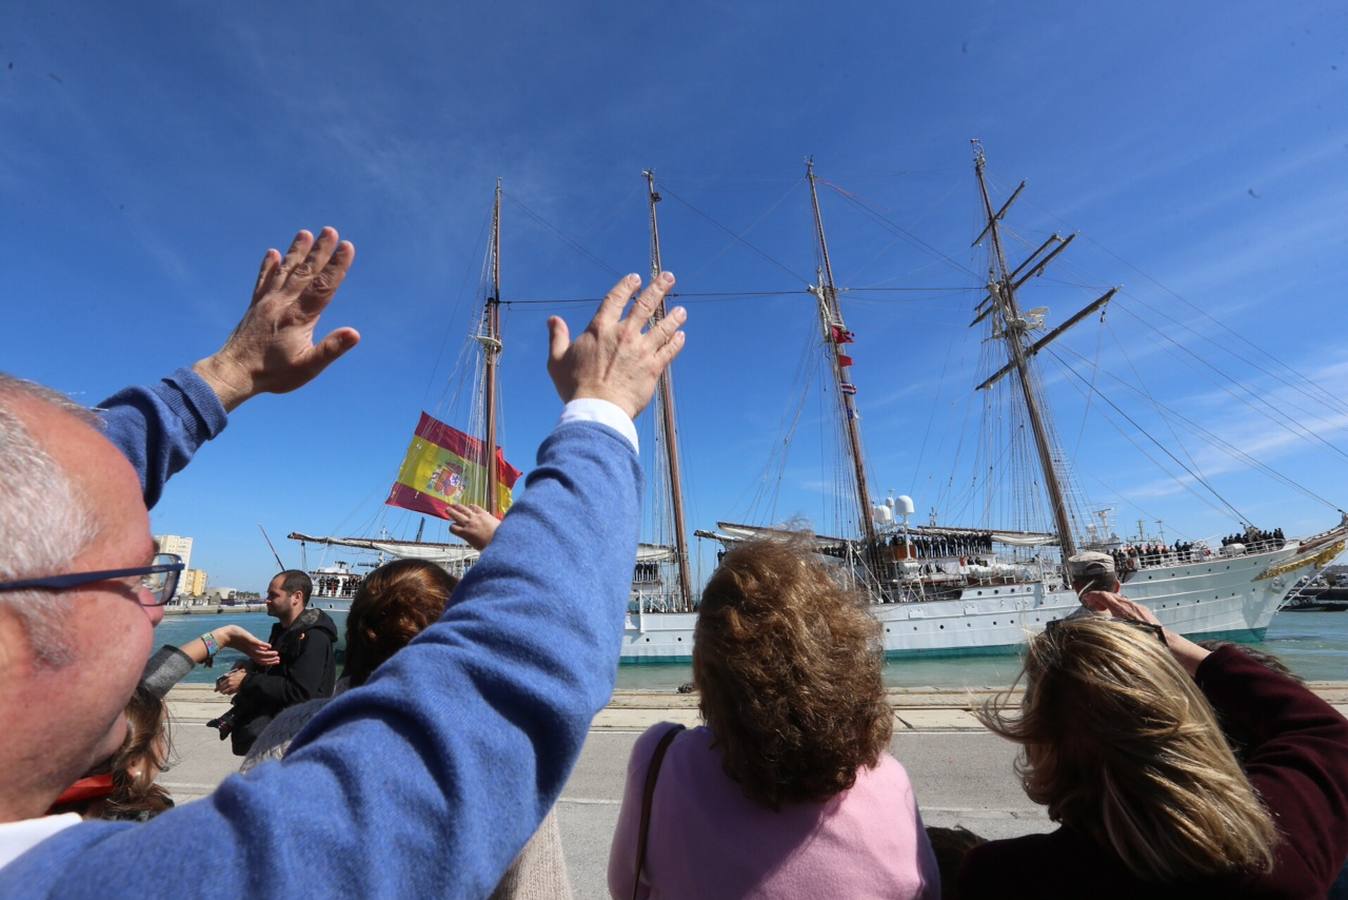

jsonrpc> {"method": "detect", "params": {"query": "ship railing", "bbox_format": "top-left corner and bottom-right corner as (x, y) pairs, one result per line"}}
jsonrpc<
(1121, 537), (1288, 572)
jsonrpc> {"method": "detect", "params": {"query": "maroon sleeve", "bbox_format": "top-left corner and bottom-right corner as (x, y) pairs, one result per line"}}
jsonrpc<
(1196, 645), (1348, 892)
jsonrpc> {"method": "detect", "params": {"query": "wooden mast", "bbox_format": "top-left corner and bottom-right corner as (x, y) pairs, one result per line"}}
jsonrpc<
(643, 170), (695, 611)
(971, 143), (1077, 557)
(806, 158), (879, 550)
(482, 178), (503, 516)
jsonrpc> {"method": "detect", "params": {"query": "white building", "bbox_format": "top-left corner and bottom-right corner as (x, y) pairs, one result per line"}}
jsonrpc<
(154, 534), (193, 571)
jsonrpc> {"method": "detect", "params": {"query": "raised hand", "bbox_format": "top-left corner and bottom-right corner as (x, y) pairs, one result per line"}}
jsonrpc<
(446, 503), (500, 551)
(546, 272), (687, 419)
(1080, 590), (1211, 675)
(193, 227), (361, 411)
(1079, 590), (1161, 625)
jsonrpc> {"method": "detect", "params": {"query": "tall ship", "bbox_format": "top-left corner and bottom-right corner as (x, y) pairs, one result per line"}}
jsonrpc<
(290, 179), (694, 617)
(291, 149), (1348, 663)
(620, 144), (1347, 661)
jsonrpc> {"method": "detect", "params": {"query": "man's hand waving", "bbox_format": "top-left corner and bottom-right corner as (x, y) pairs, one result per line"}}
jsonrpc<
(546, 272), (687, 419)
(194, 227), (360, 411)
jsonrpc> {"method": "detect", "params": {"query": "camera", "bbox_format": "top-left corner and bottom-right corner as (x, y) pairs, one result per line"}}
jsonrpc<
(205, 708), (237, 740)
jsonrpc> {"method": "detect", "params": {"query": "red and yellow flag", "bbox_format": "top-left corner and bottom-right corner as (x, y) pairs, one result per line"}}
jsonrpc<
(385, 412), (522, 519)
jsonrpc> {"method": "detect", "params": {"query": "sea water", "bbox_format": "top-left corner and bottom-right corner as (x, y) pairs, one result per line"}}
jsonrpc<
(155, 609), (1348, 688)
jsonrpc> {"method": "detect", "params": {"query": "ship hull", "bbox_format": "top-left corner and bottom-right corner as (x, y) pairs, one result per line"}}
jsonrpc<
(619, 542), (1317, 663)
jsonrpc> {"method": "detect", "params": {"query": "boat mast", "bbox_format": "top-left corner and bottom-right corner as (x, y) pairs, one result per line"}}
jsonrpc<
(806, 159), (879, 549)
(971, 144), (1077, 557)
(643, 170), (695, 611)
(481, 179), (504, 516)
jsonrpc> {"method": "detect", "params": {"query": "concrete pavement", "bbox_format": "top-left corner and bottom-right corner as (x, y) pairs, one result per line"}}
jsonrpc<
(161, 684), (1348, 898)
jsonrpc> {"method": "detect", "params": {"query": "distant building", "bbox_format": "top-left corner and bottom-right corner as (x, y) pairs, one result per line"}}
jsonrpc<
(154, 534), (193, 571)
(180, 568), (208, 598)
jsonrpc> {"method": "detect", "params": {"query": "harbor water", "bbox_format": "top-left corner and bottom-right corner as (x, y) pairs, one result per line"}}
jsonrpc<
(156, 608), (1348, 688)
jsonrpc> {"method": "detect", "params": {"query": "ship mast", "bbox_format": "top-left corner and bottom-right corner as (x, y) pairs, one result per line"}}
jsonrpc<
(970, 143), (1117, 558)
(806, 159), (879, 550)
(481, 178), (504, 516)
(643, 170), (695, 611)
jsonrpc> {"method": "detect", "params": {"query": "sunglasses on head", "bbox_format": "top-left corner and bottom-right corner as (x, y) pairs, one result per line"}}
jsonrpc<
(1045, 616), (1167, 647)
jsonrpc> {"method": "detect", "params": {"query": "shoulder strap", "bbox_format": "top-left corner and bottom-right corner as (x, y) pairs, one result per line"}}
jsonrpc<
(632, 723), (685, 900)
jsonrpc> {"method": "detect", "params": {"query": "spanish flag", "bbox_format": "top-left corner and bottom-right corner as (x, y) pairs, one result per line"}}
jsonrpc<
(385, 413), (522, 519)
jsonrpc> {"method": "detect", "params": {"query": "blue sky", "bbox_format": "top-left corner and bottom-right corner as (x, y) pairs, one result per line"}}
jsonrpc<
(3, 1), (1346, 590)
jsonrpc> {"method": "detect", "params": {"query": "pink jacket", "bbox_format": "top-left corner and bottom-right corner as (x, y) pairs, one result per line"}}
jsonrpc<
(608, 722), (940, 899)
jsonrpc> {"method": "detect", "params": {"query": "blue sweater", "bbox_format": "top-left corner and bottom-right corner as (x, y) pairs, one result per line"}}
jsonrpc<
(95, 367), (229, 510)
(6, 395), (641, 897)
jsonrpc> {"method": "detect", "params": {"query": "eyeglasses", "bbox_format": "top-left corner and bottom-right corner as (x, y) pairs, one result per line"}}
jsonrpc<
(0, 553), (184, 607)
(1045, 615), (1167, 647)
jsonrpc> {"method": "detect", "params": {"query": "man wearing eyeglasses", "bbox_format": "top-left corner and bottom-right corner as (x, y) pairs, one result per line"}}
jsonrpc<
(0, 236), (688, 899)
(0, 227), (359, 858)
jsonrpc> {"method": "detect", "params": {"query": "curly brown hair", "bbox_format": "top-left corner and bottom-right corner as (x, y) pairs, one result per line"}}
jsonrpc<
(342, 559), (459, 687)
(693, 538), (892, 809)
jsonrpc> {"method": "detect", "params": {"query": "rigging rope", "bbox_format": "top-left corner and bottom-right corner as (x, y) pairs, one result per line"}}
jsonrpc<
(678, 176), (806, 281)
(1111, 300), (1348, 462)
(1053, 342), (1342, 512)
(501, 190), (624, 278)
(1048, 353), (1244, 523)
(821, 179), (980, 279)
(658, 184), (812, 284)
(1047, 347), (1256, 525)
(1010, 189), (1348, 421)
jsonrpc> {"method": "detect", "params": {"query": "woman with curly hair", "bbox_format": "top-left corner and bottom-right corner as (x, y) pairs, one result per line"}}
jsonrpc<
(608, 538), (939, 899)
(959, 591), (1348, 898)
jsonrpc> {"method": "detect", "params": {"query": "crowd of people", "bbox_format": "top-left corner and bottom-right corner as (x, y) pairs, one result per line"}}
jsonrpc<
(1223, 527), (1287, 548)
(1108, 541), (1201, 572)
(886, 531), (995, 560)
(1, 227), (1345, 898)
(1106, 526), (1289, 577)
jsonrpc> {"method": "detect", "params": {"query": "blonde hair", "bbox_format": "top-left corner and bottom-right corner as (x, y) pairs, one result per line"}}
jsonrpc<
(979, 615), (1278, 882)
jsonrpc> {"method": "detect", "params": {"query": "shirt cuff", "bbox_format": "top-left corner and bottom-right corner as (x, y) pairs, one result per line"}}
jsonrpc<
(558, 398), (638, 454)
(167, 367), (229, 438)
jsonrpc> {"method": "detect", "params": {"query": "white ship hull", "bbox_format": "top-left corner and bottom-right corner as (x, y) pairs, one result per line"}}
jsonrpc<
(619, 541), (1338, 663)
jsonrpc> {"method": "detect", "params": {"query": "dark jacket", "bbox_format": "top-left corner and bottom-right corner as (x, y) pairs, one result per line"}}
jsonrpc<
(229, 607), (338, 755)
(959, 646), (1348, 899)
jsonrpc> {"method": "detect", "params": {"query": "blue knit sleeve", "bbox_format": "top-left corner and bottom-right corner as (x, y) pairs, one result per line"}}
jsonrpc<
(0, 420), (641, 900)
(95, 368), (229, 510)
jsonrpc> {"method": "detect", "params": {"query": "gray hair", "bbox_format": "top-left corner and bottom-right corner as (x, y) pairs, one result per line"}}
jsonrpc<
(0, 373), (101, 666)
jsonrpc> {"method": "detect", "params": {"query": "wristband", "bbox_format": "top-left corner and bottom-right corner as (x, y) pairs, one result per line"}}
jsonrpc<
(200, 630), (220, 666)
